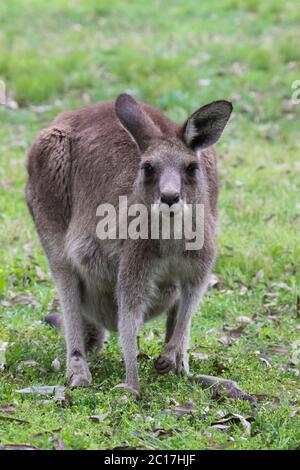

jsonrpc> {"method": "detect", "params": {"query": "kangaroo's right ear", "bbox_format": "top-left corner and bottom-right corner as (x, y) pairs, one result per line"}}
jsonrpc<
(115, 94), (162, 151)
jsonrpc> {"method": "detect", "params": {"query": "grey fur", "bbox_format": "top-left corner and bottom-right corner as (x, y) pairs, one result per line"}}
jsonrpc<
(25, 94), (232, 396)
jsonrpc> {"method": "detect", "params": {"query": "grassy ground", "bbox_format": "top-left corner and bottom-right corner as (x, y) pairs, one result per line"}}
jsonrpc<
(0, 0), (299, 450)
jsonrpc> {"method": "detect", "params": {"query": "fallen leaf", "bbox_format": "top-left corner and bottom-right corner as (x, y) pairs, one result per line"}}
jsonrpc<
(0, 415), (29, 425)
(223, 325), (247, 338)
(239, 285), (248, 295)
(198, 78), (211, 86)
(279, 364), (299, 377)
(89, 411), (110, 423)
(266, 315), (280, 324)
(6, 96), (19, 109)
(1, 292), (38, 307)
(258, 355), (272, 368)
(208, 273), (225, 289)
(54, 386), (67, 404)
(290, 407), (300, 418)
(191, 352), (209, 360)
(145, 416), (154, 423)
(236, 316), (253, 324)
(30, 428), (62, 439)
(111, 445), (142, 450)
(218, 336), (230, 346)
(266, 345), (289, 355)
(0, 342), (8, 371)
(131, 430), (142, 438)
(211, 413), (252, 436)
(0, 405), (18, 414)
(17, 385), (65, 396)
(212, 361), (230, 374)
(272, 282), (292, 292)
(191, 374), (255, 403)
(252, 269), (264, 286)
(17, 359), (38, 373)
(48, 296), (61, 313)
(0, 443), (39, 450)
(169, 400), (196, 416)
(52, 358), (61, 371)
(207, 435), (234, 449)
(144, 331), (154, 342)
(54, 437), (66, 450)
(35, 266), (46, 282)
(151, 428), (174, 438)
(1, 180), (12, 188)
(211, 423), (230, 431)
(252, 394), (281, 407)
(169, 398), (179, 406)
(113, 383), (140, 400)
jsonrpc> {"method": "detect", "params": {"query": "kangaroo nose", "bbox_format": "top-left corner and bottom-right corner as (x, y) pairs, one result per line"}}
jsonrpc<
(160, 192), (180, 207)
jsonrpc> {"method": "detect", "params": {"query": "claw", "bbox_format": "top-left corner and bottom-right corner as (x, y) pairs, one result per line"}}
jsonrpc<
(69, 374), (92, 389)
(67, 356), (92, 389)
(155, 354), (176, 374)
(113, 383), (141, 400)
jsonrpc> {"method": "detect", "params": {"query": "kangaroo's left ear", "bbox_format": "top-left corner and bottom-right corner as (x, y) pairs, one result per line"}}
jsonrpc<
(180, 100), (233, 151)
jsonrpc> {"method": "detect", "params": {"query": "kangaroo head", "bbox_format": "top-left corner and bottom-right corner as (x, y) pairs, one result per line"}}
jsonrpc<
(115, 93), (232, 212)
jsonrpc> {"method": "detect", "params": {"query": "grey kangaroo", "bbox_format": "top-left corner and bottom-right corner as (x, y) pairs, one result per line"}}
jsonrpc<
(25, 93), (232, 398)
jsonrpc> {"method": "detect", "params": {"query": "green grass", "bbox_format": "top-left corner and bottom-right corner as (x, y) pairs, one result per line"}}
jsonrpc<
(0, 0), (299, 450)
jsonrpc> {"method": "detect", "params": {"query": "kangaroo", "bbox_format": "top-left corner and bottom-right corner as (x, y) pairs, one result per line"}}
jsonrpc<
(25, 93), (232, 398)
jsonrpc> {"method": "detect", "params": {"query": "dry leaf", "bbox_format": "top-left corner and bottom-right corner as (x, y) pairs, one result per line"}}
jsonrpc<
(1, 180), (12, 188)
(1, 292), (38, 307)
(35, 266), (46, 282)
(239, 285), (248, 295)
(207, 435), (234, 449)
(54, 437), (66, 450)
(290, 407), (300, 418)
(267, 345), (289, 355)
(54, 386), (67, 404)
(151, 428), (174, 438)
(272, 282), (292, 292)
(208, 273), (225, 289)
(89, 411), (110, 423)
(0, 405), (18, 414)
(191, 374), (255, 403)
(17, 385), (65, 396)
(113, 383), (140, 400)
(48, 296), (61, 313)
(0, 443), (39, 450)
(0, 342), (8, 371)
(144, 331), (154, 342)
(191, 352), (209, 360)
(218, 336), (230, 346)
(111, 445), (142, 450)
(236, 316), (253, 324)
(31, 428), (62, 439)
(223, 325), (247, 338)
(258, 355), (272, 368)
(0, 415), (29, 425)
(211, 423), (230, 431)
(211, 413), (252, 436)
(252, 394), (281, 407)
(52, 358), (61, 371)
(170, 400), (196, 416)
(253, 269), (264, 286)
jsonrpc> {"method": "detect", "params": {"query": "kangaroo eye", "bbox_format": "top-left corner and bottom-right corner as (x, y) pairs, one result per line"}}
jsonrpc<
(142, 163), (155, 177)
(186, 163), (198, 177)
